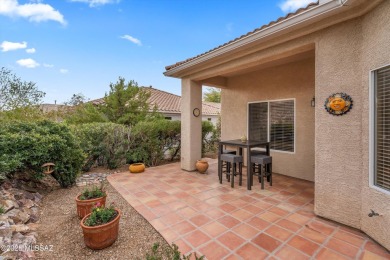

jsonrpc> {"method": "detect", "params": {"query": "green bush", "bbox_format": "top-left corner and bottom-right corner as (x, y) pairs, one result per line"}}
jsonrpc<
(70, 123), (132, 170)
(0, 120), (84, 187)
(130, 119), (181, 166)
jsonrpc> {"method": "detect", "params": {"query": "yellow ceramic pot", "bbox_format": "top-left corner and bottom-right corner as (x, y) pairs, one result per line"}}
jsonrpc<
(129, 163), (145, 173)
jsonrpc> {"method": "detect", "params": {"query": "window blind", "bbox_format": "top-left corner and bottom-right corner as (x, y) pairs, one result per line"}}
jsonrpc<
(375, 65), (390, 191)
(270, 100), (295, 152)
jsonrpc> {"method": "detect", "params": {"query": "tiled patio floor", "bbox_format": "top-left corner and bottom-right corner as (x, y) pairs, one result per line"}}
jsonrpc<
(108, 159), (390, 260)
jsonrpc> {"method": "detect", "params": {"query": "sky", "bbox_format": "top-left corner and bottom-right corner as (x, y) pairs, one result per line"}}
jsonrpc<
(0, 0), (314, 104)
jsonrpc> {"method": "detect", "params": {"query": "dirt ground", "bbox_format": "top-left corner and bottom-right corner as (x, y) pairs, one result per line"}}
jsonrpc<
(35, 168), (170, 260)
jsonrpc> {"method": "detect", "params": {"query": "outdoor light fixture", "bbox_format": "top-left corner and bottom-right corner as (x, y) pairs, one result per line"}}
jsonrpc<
(311, 96), (315, 107)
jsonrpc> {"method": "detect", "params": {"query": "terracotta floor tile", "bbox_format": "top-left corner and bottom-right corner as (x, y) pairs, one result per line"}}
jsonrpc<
(275, 245), (310, 260)
(204, 208), (225, 219)
(360, 250), (390, 260)
(160, 212), (184, 226)
(264, 225), (293, 242)
(184, 230), (211, 248)
(326, 238), (359, 258)
(236, 242), (268, 260)
(306, 221), (335, 235)
(286, 213), (311, 225)
(189, 214), (212, 227)
(276, 219), (302, 232)
(247, 216), (271, 231)
(242, 204), (264, 215)
(171, 220), (196, 236)
(252, 233), (282, 253)
(224, 254), (241, 260)
(218, 215), (241, 229)
(364, 241), (390, 258)
(173, 239), (192, 256)
(109, 160), (389, 260)
(160, 227), (179, 243)
(332, 230), (365, 247)
(316, 248), (350, 260)
(288, 235), (320, 255)
(198, 241), (230, 260)
(258, 211), (282, 223)
(218, 231), (246, 250)
(298, 226), (327, 244)
(177, 206), (197, 219)
(201, 221), (228, 237)
(232, 223), (260, 240)
(269, 206), (290, 217)
(231, 209), (253, 221)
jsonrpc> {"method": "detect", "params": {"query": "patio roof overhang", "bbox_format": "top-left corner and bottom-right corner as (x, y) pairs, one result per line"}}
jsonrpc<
(164, 0), (383, 84)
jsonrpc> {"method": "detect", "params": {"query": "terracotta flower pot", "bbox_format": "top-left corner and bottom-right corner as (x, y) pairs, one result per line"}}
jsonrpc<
(75, 195), (106, 219)
(196, 160), (209, 174)
(80, 209), (121, 250)
(129, 163), (145, 173)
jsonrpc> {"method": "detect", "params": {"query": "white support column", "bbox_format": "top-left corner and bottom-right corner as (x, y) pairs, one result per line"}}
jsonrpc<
(181, 79), (202, 171)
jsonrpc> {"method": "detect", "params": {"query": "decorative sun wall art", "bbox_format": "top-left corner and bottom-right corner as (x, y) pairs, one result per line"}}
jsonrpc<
(324, 92), (353, 116)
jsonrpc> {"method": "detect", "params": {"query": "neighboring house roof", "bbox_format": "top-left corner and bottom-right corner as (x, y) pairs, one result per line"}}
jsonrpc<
(165, 1), (319, 71)
(90, 87), (220, 116)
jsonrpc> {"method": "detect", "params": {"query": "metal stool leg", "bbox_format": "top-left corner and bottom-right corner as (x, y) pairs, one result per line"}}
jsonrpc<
(239, 162), (242, 186)
(260, 163), (265, 190)
(231, 163), (236, 188)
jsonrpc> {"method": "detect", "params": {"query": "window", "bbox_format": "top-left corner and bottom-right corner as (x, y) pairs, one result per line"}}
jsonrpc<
(208, 118), (211, 121)
(249, 99), (295, 152)
(374, 65), (390, 191)
(165, 117), (172, 120)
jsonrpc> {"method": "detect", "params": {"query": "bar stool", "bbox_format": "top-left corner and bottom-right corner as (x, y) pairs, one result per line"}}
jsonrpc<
(220, 154), (243, 188)
(250, 154), (272, 189)
(222, 149), (236, 179)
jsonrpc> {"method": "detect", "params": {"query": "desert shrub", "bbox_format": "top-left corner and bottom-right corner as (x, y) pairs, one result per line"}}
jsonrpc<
(201, 120), (218, 156)
(146, 243), (204, 260)
(129, 119), (181, 166)
(70, 123), (132, 170)
(62, 103), (108, 124)
(0, 120), (84, 187)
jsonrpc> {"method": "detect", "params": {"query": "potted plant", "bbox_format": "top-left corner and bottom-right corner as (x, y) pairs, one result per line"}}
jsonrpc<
(75, 182), (107, 219)
(80, 203), (121, 250)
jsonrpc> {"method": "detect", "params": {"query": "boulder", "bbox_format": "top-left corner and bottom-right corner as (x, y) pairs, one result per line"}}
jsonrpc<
(5, 209), (30, 224)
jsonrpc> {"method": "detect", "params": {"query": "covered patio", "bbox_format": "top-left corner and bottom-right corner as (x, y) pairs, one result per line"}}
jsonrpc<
(108, 159), (389, 259)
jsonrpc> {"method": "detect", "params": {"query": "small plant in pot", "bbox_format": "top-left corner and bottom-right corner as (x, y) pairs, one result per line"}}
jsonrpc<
(75, 181), (107, 219)
(80, 202), (121, 250)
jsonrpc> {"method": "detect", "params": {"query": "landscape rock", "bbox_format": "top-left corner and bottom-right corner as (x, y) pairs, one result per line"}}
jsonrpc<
(0, 199), (18, 213)
(5, 209), (30, 224)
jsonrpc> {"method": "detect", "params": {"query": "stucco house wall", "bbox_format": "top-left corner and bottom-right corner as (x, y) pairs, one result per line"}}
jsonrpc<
(222, 58), (315, 182)
(219, 0), (390, 249)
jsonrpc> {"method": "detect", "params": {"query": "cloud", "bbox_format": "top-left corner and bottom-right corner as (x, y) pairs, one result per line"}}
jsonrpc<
(26, 47), (36, 53)
(69, 0), (120, 8)
(0, 0), (66, 25)
(16, 58), (40, 68)
(0, 40), (27, 52)
(59, 68), (68, 74)
(278, 0), (314, 13)
(120, 35), (142, 46)
(43, 63), (54, 68)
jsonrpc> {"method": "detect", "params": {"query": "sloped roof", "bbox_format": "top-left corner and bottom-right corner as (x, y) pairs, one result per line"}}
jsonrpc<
(89, 87), (220, 116)
(165, 1), (319, 71)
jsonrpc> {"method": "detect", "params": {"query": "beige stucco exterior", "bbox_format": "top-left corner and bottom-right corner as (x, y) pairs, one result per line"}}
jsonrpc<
(167, 0), (390, 250)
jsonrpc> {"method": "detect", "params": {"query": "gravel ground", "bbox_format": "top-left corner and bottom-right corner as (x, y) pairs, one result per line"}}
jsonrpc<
(35, 182), (170, 260)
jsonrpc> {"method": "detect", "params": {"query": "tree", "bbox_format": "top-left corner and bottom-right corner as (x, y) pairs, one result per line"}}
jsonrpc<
(203, 87), (221, 103)
(102, 77), (151, 126)
(64, 93), (88, 106)
(0, 67), (45, 110)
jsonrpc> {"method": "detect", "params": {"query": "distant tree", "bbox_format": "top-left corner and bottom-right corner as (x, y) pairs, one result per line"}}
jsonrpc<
(203, 87), (221, 103)
(0, 67), (45, 110)
(102, 77), (151, 126)
(62, 103), (108, 124)
(64, 93), (88, 106)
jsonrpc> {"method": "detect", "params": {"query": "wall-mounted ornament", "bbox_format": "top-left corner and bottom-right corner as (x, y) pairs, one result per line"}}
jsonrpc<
(324, 92), (353, 116)
(193, 108), (200, 117)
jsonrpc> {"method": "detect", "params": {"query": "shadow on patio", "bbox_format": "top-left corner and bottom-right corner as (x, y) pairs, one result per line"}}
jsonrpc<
(108, 159), (389, 260)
